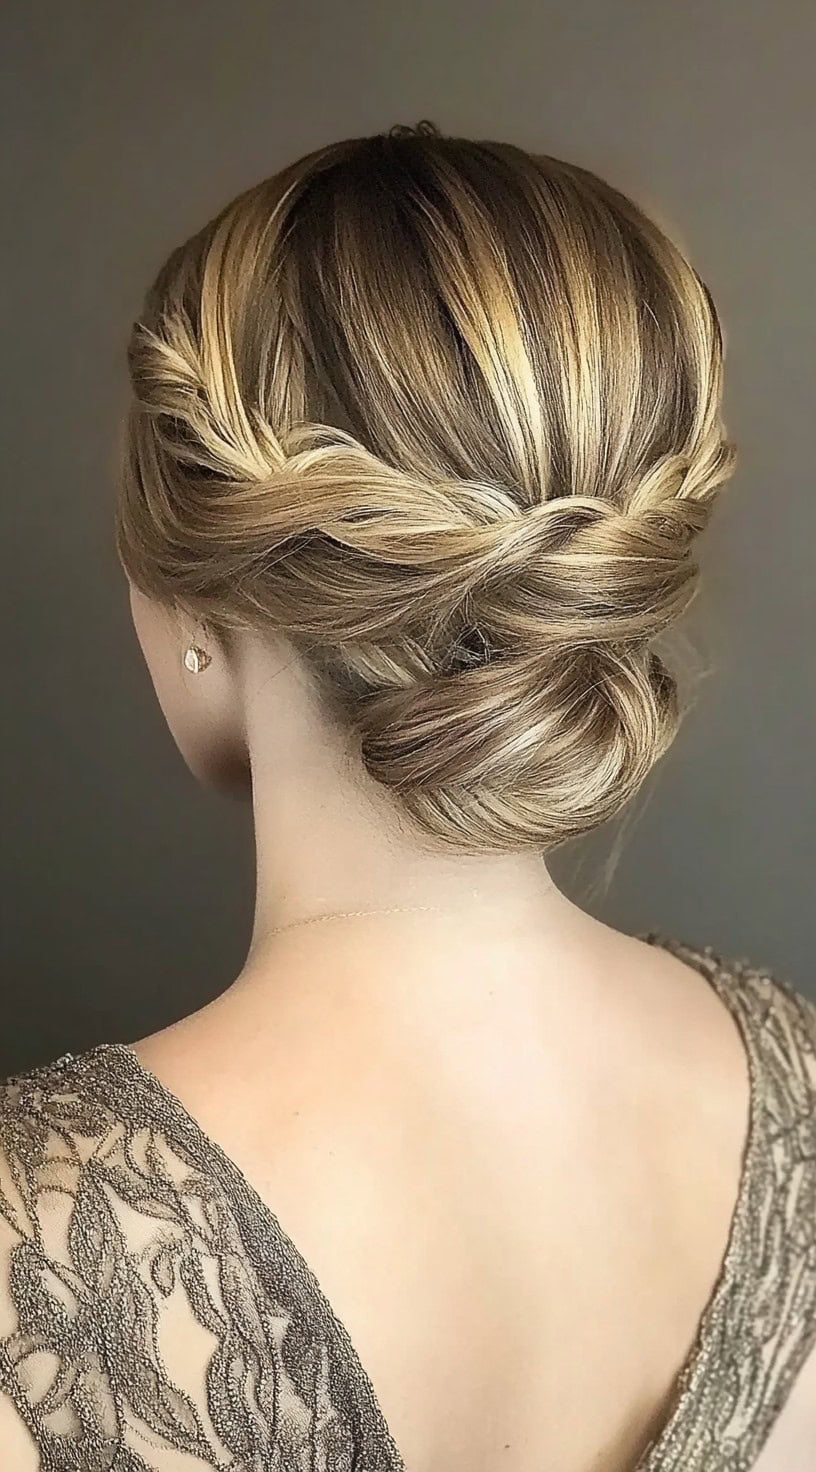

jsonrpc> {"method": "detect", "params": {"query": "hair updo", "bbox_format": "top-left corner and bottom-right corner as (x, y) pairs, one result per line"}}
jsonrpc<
(117, 122), (736, 855)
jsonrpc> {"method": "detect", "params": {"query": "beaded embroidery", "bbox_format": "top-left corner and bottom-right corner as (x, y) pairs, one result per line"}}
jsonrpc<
(0, 938), (814, 1471)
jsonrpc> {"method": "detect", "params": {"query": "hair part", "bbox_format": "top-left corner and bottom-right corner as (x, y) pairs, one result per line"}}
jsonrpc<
(117, 123), (736, 855)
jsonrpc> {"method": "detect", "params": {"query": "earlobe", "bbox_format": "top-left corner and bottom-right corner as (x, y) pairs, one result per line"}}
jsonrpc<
(181, 613), (217, 674)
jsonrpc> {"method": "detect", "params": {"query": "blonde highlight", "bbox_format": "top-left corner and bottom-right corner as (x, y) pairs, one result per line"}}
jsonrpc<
(117, 125), (736, 854)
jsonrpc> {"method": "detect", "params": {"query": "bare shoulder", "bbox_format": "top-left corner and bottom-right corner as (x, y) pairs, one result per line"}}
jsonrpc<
(590, 928), (816, 1210)
(590, 929), (756, 1104)
(637, 930), (816, 1066)
(628, 929), (816, 1066)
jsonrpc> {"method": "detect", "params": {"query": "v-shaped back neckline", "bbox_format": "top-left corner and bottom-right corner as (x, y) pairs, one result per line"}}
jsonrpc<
(628, 934), (765, 1469)
(83, 934), (770, 1472)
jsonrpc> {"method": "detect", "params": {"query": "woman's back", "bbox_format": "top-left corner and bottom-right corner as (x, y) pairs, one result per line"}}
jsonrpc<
(5, 124), (813, 1471)
(2, 929), (815, 1471)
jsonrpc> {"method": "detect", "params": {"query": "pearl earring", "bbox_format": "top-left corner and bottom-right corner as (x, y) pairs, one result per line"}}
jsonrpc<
(183, 643), (212, 674)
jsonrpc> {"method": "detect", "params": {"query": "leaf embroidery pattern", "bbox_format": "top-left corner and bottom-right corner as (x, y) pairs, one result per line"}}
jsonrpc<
(0, 942), (815, 1472)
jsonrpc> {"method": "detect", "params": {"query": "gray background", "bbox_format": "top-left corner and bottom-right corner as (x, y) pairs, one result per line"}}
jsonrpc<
(3, 1), (814, 1076)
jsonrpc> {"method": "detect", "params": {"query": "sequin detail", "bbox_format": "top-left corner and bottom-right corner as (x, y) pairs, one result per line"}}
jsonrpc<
(0, 937), (813, 1471)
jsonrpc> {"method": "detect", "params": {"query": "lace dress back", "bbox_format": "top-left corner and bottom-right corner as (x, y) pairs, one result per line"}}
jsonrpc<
(1, 937), (815, 1472)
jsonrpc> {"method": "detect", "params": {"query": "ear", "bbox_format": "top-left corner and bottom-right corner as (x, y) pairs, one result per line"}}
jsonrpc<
(178, 616), (252, 797)
(129, 588), (251, 798)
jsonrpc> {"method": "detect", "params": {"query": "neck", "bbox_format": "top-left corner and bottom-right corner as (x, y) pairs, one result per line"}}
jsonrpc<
(244, 754), (574, 964)
(240, 728), (580, 983)
(227, 634), (596, 1003)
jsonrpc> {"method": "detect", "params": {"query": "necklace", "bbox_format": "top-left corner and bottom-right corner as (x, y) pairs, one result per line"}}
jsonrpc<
(266, 904), (450, 938)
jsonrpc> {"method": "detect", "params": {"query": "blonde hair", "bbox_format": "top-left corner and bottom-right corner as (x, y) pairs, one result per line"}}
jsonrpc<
(117, 123), (736, 855)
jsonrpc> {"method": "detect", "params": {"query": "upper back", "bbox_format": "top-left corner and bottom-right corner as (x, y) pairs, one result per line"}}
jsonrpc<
(1, 939), (815, 1472)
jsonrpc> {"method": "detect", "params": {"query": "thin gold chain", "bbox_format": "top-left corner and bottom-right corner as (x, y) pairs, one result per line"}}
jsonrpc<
(267, 904), (448, 938)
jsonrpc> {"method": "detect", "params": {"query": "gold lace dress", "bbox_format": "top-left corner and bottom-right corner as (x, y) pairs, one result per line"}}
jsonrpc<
(0, 937), (815, 1472)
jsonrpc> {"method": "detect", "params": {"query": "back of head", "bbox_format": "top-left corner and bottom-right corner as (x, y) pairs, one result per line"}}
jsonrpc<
(117, 123), (736, 855)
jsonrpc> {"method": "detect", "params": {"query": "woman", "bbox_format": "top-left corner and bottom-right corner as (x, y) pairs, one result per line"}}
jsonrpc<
(1, 123), (814, 1472)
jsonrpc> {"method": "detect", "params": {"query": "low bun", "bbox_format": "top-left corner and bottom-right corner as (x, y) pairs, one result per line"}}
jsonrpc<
(118, 129), (737, 854)
(357, 644), (681, 853)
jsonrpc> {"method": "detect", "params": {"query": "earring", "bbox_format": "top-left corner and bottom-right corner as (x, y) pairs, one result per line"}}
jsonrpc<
(183, 643), (212, 674)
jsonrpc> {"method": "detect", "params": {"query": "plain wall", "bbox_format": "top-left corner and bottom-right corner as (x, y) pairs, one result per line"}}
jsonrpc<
(2, 0), (814, 1075)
